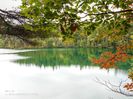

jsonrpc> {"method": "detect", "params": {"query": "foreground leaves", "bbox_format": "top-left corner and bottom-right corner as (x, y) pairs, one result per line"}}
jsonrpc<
(91, 46), (129, 69)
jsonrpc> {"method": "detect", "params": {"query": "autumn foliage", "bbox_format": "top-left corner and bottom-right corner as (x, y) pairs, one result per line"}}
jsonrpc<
(70, 23), (78, 32)
(91, 46), (133, 91)
(124, 82), (133, 91)
(91, 46), (129, 69)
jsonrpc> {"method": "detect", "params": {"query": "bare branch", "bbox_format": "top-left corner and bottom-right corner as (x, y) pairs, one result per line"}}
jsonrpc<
(0, 9), (26, 24)
(95, 77), (133, 97)
(80, 9), (133, 18)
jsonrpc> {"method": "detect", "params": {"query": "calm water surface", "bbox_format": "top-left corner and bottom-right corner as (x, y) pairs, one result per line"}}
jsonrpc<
(0, 48), (132, 99)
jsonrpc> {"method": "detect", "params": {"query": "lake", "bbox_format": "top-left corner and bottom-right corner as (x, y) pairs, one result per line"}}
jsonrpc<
(0, 48), (132, 99)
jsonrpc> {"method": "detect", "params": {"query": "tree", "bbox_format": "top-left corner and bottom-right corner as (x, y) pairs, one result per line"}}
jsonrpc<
(0, 9), (41, 45)
(91, 45), (133, 95)
(0, 0), (133, 46)
(20, 0), (133, 38)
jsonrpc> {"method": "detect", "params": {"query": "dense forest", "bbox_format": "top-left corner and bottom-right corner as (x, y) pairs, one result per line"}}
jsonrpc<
(0, 0), (132, 49)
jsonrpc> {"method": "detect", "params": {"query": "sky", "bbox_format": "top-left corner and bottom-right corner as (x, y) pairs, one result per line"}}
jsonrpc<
(0, 0), (21, 10)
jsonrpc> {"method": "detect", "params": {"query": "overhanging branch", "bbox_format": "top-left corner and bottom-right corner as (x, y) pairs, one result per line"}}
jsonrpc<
(95, 77), (133, 97)
(81, 9), (133, 18)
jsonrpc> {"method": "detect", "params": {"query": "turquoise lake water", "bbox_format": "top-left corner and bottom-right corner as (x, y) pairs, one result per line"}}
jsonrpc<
(0, 48), (132, 99)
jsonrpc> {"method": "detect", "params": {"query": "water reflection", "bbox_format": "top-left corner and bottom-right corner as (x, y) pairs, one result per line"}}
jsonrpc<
(14, 48), (132, 71)
(0, 48), (132, 99)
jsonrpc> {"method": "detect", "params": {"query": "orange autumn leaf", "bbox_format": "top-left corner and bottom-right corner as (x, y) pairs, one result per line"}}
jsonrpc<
(91, 46), (129, 69)
(124, 83), (133, 91)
